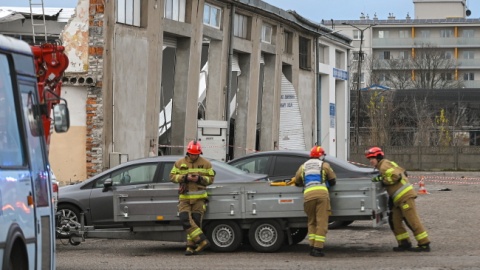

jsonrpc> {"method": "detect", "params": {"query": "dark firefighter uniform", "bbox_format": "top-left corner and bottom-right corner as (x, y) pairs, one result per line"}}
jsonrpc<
(375, 159), (430, 250)
(294, 151), (336, 257)
(170, 154), (215, 255)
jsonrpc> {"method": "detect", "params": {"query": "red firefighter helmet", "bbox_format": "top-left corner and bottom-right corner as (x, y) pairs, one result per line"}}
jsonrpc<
(365, 147), (384, 159)
(310, 146), (325, 158)
(186, 140), (202, 155)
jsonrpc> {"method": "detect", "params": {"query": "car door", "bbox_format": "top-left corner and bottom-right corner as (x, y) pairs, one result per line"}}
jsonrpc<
(88, 162), (160, 226)
(269, 155), (308, 182)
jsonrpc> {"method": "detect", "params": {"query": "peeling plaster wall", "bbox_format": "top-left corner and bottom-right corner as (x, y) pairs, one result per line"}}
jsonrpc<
(49, 0), (104, 182)
(49, 86), (87, 184)
(62, 0), (89, 73)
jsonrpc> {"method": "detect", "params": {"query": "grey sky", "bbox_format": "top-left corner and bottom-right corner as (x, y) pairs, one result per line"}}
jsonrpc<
(1, 0), (479, 22)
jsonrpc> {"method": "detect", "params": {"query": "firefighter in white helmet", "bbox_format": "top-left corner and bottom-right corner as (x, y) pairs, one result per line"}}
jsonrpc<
(365, 146), (431, 252)
(170, 140), (215, 255)
(293, 145), (336, 257)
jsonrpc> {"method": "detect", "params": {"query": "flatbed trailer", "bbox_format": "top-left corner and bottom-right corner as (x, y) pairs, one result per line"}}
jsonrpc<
(65, 178), (388, 253)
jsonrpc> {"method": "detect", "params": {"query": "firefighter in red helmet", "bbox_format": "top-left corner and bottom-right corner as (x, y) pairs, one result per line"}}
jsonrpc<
(365, 146), (431, 252)
(170, 140), (215, 255)
(293, 145), (336, 257)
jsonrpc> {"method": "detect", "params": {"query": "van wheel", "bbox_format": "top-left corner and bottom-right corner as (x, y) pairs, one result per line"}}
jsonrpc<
(248, 219), (284, 253)
(205, 221), (243, 252)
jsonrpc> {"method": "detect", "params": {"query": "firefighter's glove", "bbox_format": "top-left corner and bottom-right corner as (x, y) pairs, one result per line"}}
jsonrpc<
(286, 177), (296, 186)
(372, 175), (384, 182)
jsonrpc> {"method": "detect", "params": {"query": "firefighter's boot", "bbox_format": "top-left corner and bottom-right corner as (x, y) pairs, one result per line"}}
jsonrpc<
(410, 243), (431, 252)
(310, 248), (325, 257)
(185, 246), (195, 256)
(195, 239), (210, 253)
(393, 240), (412, 252)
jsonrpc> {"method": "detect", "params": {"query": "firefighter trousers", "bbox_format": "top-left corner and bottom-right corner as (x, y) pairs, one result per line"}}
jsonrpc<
(391, 197), (430, 246)
(178, 199), (207, 246)
(303, 192), (330, 249)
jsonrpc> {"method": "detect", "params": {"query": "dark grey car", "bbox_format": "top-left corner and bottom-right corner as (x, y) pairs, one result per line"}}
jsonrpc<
(57, 155), (267, 229)
(227, 150), (377, 228)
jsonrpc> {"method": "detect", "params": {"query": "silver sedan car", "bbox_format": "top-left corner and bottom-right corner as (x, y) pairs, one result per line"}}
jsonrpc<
(57, 155), (267, 229)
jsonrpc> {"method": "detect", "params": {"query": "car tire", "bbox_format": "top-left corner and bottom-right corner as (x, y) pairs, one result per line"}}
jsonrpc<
(328, 220), (354, 229)
(248, 219), (285, 253)
(205, 220), (243, 252)
(57, 204), (82, 228)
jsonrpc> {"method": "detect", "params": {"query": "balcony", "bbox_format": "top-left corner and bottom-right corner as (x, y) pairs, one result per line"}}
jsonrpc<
(462, 81), (480, 88)
(373, 37), (480, 48)
(457, 59), (480, 68)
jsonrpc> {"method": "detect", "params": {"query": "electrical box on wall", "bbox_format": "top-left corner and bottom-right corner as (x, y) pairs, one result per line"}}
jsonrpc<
(197, 120), (228, 161)
(109, 152), (129, 168)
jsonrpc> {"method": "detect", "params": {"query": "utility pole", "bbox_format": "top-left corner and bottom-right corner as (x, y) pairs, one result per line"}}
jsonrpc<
(342, 22), (376, 147)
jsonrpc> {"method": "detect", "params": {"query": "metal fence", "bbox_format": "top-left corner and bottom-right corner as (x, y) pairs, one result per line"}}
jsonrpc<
(349, 145), (480, 171)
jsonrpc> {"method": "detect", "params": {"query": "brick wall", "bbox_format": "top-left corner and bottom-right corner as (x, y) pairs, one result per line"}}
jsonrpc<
(86, 0), (104, 177)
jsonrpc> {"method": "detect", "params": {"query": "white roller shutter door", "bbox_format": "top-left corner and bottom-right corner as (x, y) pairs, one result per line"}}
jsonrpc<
(279, 74), (306, 150)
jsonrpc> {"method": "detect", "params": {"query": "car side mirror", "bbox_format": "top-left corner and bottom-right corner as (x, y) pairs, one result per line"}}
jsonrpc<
(53, 103), (70, 133)
(102, 178), (113, 192)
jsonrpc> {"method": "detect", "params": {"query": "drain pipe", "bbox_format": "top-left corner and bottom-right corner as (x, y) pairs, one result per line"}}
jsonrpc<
(315, 34), (321, 146)
(225, 4), (235, 161)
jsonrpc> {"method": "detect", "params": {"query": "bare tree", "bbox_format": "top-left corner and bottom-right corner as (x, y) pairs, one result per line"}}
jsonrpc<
(411, 44), (463, 89)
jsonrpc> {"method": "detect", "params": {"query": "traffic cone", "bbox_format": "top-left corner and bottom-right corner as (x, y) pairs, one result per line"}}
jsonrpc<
(417, 177), (430, 195)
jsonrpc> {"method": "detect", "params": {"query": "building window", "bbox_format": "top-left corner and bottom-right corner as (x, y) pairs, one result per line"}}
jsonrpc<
(164, 0), (186, 22)
(379, 51), (390, 60)
(353, 51), (366, 61)
(261, 23), (272, 44)
(353, 30), (361, 40)
(443, 51), (453, 59)
(234, 13), (248, 39)
(399, 51), (410, 59)
(353, 72), (365, 83)
(203, 3), (221, 28)
(419, 30), (430, 38)
(463, 51), (475, 59)
(464, 72), (475, 80)
(117, 0), (141, 27)
(399, 30), (410, 38)
(335, 50), (345, 69)
(440, 29), (454, 38)
(463, 29), (474, 38)
(441, 73), (453, 81)
(299, 36), (311, 70)
(284, 31), (292, 54)
(378, 31), (389, 39)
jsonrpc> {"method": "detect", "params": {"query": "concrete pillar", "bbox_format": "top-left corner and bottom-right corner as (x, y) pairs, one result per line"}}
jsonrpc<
(259, 53), (279, 150)
(102, 0), (115, 170)
(145, 1), (164, 156)
(205, 40), (228, 120)
(234, 17), (262, 157)
(170, 0), (204, 154)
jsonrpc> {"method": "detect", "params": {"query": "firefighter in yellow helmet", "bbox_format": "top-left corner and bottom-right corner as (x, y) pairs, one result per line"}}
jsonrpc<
(293, 146), (336, 257)
(170, 140), (215, 255)
(365, 146), (431, 252)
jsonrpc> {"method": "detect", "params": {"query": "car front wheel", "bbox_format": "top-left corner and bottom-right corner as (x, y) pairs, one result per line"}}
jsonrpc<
(56, 204), (82, 237)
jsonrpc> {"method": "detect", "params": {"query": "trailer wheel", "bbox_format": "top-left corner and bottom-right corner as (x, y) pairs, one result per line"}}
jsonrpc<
(205, 221), (243, 252)
(248, 219), (284, 253)
(287, 228), (308, 245)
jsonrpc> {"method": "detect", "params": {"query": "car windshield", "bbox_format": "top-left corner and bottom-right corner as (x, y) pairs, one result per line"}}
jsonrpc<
(211, 160), (249, 175)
